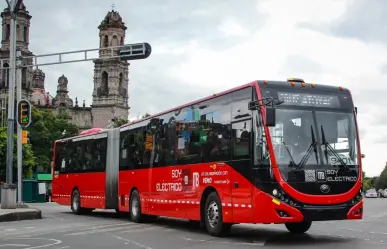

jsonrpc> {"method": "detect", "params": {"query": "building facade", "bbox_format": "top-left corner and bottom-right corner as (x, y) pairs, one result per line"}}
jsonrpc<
(0, 3), (130, 130)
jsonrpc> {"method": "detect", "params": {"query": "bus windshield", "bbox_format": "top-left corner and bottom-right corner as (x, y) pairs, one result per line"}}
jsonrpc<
(268, 108), (358, 168)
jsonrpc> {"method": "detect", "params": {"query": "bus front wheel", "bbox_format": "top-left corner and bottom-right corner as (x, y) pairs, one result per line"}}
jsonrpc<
(285, 221), (312, 234)
(204, 192), (231, 237)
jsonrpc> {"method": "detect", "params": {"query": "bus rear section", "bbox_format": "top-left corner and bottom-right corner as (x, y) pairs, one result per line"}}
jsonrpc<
(51, 129), (120, 213)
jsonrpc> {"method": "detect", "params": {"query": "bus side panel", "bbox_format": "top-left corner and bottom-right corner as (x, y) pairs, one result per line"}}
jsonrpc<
(118, 169), (150, 212)
(70, 172), (106, 209)
(105, 129), (119, 209)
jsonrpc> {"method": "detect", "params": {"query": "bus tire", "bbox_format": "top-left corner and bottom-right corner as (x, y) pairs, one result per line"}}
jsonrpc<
(285, 221), (312, 234)
(129, 190), (143, 223)
(204, 192), (231, 237)
(71, 189), (81, 215)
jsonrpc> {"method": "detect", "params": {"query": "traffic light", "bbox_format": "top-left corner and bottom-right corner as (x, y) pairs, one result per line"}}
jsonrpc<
(17, 99), (31, 128)
(118, 43), (152, 61)
(22, 130), (30, 144)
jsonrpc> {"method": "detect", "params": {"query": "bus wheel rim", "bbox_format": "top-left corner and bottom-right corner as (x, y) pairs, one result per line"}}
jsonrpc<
(207, 201), (219, 228)
(73, 194), (78, 210)
(132, 197), (139, 217)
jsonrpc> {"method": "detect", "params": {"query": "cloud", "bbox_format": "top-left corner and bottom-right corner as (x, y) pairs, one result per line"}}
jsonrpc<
(328, 0), (387, 44)
(2, 0), (386, 177)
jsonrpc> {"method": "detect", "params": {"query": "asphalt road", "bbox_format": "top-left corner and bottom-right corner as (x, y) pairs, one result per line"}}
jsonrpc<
(0, 199), (386, 249)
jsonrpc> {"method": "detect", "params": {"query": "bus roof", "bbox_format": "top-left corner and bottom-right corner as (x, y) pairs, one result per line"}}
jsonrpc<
(55, 128), (109, 143)
(257, 80), (351, 94)
(121, 81), (257, 129)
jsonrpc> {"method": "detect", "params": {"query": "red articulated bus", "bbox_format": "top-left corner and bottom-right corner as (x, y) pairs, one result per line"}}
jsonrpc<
(52, 78), (363, 237)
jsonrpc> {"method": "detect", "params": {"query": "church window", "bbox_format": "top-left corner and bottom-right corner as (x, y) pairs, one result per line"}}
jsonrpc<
(23, 26), (27, 41)
(2, 63), (9, 87)
(119, 73), (123, 95)
(103, 35), (108, 47)
(101, 71), (108, 94)
(112, 35), (118, 46)
(5, 24), (10, 40)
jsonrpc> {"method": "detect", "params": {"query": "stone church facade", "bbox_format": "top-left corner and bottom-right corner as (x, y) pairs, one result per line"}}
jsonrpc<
(0, 3), (130, 131)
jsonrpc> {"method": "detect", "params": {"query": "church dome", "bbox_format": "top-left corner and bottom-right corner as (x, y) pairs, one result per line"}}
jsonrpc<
(99, 10), (126, 30)
(33, 68), (45, 78)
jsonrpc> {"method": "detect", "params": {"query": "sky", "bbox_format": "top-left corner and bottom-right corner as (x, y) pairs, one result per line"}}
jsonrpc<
(1, 0), (386, 177)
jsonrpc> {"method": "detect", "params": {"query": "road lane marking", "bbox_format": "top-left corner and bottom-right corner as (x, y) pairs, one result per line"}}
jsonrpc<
(64, 224), (146, 236)
(113, 235), (152, 249)
(180, 236), (265, 246)
(10, 238), (62, 249)
(0, 244), (29, 247)
(119, 227), (156, 233)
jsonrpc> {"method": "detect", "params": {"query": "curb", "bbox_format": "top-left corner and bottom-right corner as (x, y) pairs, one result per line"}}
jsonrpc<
(0, 209), (42, 222)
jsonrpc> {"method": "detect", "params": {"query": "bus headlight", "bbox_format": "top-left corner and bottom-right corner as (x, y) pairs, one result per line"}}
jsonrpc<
(273, 189), (279, 196)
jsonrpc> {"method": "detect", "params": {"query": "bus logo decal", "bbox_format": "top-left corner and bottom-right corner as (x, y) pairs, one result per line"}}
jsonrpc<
(193, 172), (199, 189)
(317, 170), (326, 182)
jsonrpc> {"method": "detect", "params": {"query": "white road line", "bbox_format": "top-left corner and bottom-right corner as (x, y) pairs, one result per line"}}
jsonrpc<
(65, 224), (146, 236)
(0, 244), (29, 247)
(10, 238), (62, 249)
(338, 228), (364, 232)
(119, 227), (156, 234)
(180, 236), (265, 246)
(113, 235), (152, 249)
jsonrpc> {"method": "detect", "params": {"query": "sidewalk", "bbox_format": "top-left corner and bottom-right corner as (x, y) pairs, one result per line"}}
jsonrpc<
(0, 204), (42, 222)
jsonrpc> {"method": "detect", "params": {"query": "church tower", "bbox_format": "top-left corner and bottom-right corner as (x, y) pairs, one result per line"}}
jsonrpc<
(0, 3), (35, 97)
(91, 8), (130, 128)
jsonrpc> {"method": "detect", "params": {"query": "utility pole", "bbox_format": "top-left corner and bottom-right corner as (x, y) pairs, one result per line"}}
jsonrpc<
(16, 50), (22, 205)
(1, 0), (23, 209)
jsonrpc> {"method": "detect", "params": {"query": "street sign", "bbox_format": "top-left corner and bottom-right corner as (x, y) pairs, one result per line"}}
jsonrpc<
(17, 99), (31, 128)
(118, 43), (152, 61)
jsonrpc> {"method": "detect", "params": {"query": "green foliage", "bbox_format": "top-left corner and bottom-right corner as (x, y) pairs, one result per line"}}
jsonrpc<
(363, 178), (373, 191)
(0, 127), (36, 179)
(142, 113), (151, 118)
(375, 165), (387, 190)
(26, 107), (79, 171)
(111, 117), (128, 128)
(111, 113), (151, 128)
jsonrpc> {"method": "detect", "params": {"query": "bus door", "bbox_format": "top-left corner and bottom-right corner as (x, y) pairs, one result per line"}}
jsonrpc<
(52, 141), (66, 205)
(230, 88), (254, 223)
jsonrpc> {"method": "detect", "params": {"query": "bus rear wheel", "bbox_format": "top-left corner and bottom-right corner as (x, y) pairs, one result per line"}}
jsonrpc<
(130, 190), (143, 222)
(71, 190), (93, 215)
(71, 190), (82, 214)
(285, 221), (312, 234)
(204, 192), (231, 237)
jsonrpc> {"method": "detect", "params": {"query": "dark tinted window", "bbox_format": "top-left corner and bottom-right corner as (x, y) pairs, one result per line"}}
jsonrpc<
(55, 135), (107, 173)
(231, 87), (253, 159)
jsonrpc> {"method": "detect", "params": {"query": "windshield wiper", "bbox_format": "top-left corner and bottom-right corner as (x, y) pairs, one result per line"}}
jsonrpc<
(282, 141), (297, 168)
(295, 126), (319, 171)
(320, 125), (348, 169)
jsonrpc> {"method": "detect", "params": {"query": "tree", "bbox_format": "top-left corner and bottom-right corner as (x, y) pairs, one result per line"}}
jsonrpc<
(0, 127), (36, 180)
(375, 165), (387, 190)
(111, 117), (128, 128)
(142, 113), (151, 118)
(26, 107), (79, 172)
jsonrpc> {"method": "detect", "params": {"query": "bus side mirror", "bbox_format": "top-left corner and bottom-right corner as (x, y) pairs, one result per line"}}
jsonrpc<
(355, 107), (358, 114)
(361, 154), (365, 159)
(265, 107), (276, 127)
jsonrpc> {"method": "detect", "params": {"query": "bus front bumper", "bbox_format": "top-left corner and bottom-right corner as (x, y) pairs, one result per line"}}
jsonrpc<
(252, 193), (363, 224)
